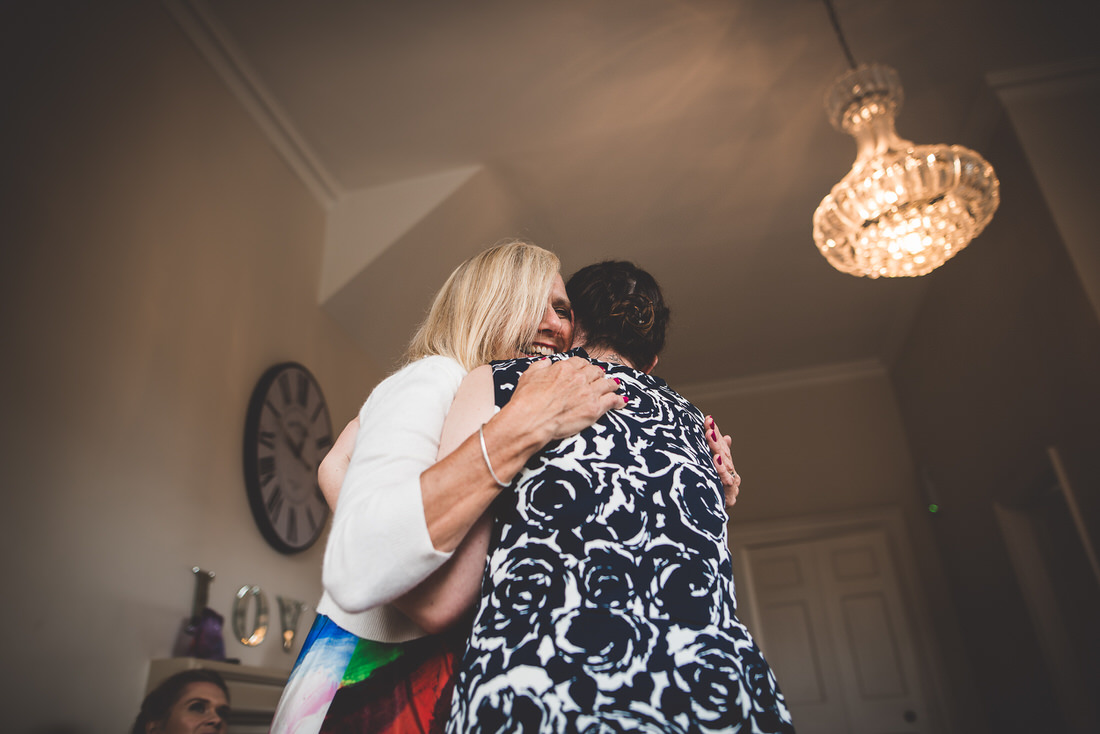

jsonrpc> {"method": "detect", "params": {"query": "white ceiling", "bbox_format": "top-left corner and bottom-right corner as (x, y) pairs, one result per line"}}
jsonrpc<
(167, 0), (1098, 386)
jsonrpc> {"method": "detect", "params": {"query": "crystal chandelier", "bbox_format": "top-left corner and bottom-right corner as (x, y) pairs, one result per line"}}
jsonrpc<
(812, 5), (1000, 278)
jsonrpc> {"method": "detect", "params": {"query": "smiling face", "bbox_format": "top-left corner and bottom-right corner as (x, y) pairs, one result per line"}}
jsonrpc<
(146, 682), (230, 734)
(524, 273), (574, 357)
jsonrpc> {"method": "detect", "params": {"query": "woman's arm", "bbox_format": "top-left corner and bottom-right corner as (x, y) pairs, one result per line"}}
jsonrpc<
(419, 356), (624, 552)
(322, 358), (464, 614)
(393, 515), (492, 635)
(392, 364), (501, 633)
(323, 356), (622, 614)
(318, 416), (358, 511)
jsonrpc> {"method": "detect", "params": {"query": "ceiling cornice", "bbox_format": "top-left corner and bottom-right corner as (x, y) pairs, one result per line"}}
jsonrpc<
(162, 0), (342, 207)
(986, 57), (1100, 94)
(677, 359), (887, 403)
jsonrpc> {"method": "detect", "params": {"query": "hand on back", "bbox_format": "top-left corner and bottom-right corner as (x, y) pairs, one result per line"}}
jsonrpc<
(705, 415), (741, 507)
(508, 356), (625, 442)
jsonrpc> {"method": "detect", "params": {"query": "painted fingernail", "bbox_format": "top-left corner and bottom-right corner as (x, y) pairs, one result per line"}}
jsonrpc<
(710, 431), (716, 441)
(717, 456), (723, 465)
(613, 378), (621, 385)
(622, 395), (629, 403)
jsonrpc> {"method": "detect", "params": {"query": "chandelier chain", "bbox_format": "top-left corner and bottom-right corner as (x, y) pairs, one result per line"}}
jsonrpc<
(822, 0), (858, 70)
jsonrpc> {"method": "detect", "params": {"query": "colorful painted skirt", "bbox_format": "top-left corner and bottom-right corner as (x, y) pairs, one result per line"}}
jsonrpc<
(270, 614), (461, 734)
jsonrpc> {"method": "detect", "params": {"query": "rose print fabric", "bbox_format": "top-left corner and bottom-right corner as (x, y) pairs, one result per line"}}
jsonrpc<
(445, 350), (796, 733)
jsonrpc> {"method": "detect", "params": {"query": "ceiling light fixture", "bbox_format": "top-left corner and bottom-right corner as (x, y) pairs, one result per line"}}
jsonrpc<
(812, 0), (1000, 278)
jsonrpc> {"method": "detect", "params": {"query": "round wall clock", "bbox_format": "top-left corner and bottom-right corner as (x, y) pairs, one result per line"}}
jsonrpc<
(243, 362), (333, 554)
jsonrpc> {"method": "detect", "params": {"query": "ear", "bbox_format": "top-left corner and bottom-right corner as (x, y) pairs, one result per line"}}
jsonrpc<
(145, 722), (161, 734)
(642, 355), (658, 374)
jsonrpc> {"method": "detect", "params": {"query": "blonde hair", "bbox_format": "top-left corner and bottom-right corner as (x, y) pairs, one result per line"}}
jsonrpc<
(405, 240), (561, 371)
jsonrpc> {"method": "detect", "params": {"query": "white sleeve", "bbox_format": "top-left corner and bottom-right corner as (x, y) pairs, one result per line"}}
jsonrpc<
(322, 356), (466, 612)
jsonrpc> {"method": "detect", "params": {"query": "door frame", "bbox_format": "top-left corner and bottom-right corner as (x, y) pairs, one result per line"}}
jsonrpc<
(728, 505), (956, 734)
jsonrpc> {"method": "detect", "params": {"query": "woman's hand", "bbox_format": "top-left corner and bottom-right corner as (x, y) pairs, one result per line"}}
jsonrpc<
(317, 417), (359, 510)
(505, 356), (625, 443)
(705, 415), (741, 507)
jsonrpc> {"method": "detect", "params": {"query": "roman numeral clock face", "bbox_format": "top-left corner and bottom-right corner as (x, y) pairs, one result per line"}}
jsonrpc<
(243, 362), (333, 553)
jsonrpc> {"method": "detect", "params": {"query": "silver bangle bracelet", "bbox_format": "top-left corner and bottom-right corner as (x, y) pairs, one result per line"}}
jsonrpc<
(479, 423), (508, 488)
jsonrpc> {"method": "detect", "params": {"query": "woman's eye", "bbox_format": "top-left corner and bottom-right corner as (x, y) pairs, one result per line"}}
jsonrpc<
(188, 701), (206, 713)
(556, 308), (572, 320)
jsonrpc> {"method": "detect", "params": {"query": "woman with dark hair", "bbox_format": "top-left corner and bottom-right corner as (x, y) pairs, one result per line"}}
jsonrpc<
(131, 669), (230, 734)
(423, 261), (795, 732)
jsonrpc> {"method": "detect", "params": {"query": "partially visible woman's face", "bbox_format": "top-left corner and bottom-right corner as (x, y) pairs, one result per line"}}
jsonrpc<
(525, 273), (574, 356)
(147, 682), (230, 734)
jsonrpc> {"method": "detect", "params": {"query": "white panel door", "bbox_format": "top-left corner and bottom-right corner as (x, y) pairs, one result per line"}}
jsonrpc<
(744, 530), (931, 734)
(745, 541), (851, 734)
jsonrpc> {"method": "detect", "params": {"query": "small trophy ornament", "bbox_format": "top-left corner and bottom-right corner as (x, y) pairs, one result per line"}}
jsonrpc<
(171, 566), (226, 660)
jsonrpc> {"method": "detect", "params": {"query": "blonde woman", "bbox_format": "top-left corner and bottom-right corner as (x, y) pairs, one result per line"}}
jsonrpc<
(270, 242), (623, 733)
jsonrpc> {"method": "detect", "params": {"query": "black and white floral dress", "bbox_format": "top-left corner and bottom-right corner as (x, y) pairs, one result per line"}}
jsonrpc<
(445, 350), (796, 733)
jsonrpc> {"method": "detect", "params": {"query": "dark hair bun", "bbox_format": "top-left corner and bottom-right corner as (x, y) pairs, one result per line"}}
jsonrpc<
(610, 294), (656, 336)
(565, 260), (670, 369)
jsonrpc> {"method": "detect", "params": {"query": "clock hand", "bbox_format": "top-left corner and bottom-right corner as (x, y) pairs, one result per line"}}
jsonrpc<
(283, 433), (302, 458)
(283, 433), (314, 473)
(293, 432), (309, 458)
(272, 409), (315, 472)
(273, 411), (309, 457)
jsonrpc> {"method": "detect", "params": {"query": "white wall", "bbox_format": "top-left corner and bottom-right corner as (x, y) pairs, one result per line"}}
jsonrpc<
(682, 367), (925, 521)
(681, 366), (981, 732)
(1, 5), (379, 732)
